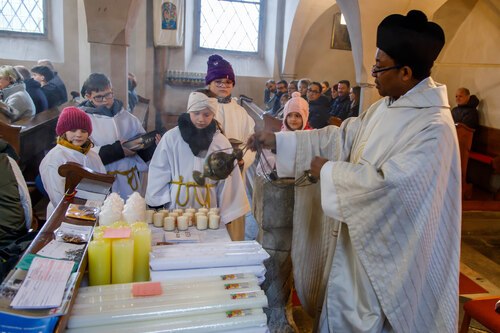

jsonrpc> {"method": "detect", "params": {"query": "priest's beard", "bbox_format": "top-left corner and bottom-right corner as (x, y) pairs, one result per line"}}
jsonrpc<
(178, 113), (217, 158)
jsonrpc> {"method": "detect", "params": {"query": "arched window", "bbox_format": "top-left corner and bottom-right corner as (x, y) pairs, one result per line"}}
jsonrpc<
(0, 0), (46, 35)
(197, 0), (263, 53)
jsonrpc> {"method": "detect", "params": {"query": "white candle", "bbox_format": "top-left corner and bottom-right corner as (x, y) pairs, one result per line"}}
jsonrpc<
(183, 212), (194, 226)
(159, 209), (169, 215)
(145, 210), (155, 224)
(153, 212), (164, 227)
(196, 215), (208, 230)
(168, 212), (179, 219)
(198, 208), (208, 215)
(163, 216), (176, 231)
(177, 216), (188, 231)
(209, 207), (220, 215)
(173, 208), (184, 215)
(209, 215), (220, 230)
(185, 208), (196, 214)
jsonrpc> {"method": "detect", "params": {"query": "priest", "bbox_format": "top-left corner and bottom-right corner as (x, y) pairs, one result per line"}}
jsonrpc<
(248, 10), (460, 333)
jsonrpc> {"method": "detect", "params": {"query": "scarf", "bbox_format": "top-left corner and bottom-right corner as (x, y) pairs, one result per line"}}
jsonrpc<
(57, 137), (92, 155)
(217, 95), (232, 104)
(78, 99), (124, 117)
(178, 113), (217, 157)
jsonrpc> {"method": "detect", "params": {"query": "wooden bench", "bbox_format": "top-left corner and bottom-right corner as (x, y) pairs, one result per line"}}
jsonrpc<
(467, 125), (500, 199)
(455, 123), (475, 199)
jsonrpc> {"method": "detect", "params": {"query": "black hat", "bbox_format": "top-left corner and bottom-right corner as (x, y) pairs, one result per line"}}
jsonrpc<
(377, 10), (445, 78)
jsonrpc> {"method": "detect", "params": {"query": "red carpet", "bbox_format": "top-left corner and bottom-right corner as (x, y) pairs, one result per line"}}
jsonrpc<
(460, 273), (488, 294)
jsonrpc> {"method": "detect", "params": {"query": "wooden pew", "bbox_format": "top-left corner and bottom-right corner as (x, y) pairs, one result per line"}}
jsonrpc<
(0, 120), (22, 156)
(13, 107), (61, 181)
(455, 123), (475, 199)
(468, 125), (500, 200)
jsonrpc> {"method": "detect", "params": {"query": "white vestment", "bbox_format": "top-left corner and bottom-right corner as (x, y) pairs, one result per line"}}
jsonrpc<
(276, 78), (461, 333)
(88, 108), (149, 200)
(40, 144), (106, 217)
(145, 127), (250, 224)
(215, 98), (256, 174)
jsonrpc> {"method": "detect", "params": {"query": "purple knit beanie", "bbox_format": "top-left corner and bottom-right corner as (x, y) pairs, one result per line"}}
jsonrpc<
(56, 107), (93, 136)
(205, 54), (235, 86)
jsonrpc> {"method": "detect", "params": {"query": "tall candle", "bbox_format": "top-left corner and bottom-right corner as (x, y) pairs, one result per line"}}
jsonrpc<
(132, 228), (151, 282)
(197, 215), (208, 230)
(111, 239), (134, 284)
(183, 212), (193, 227)
(209, 215), (220, 230)
(88, 240), (111, 286)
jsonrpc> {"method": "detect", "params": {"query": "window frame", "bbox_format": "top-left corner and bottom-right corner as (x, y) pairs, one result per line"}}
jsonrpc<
(0, 0), (48, 39)
(194, 0), (266, 57)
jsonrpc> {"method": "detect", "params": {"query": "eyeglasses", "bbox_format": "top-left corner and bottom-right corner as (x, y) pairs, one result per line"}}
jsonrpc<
(371, 65), (402, 76)
(92, 92), (114, 102)
(307, 89), (321, 94)
(213, 80), (234, 88)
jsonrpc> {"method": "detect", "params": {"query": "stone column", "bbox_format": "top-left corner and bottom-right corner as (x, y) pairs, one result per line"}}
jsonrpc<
(83, 0), (141, 105)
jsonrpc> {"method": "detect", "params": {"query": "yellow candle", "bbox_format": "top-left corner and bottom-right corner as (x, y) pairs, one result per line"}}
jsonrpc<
(131, 221), (148, 231)
(88, 240), (111, 286)
(111, 239), (134, 284)
(132, 228), (151, 282)
(112, 220), (129, 228)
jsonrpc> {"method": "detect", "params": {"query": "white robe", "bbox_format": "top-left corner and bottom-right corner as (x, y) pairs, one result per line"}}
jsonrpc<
(145, 127), (250, 224)
(276, 78), (461, 333)
(215, 98), (256, 174)
(88, 108), (149, 200)
(39, 144), (106, 217)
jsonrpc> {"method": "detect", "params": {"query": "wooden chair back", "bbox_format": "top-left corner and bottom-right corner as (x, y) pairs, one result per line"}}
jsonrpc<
(0, 121), (22, 156)
(263, 113), (283, 132)
(58, 162), (115, 193)
(455, 123), (475, 198)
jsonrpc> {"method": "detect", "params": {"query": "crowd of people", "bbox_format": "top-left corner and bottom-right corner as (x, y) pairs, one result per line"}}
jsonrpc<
(0, 9), (483, 332)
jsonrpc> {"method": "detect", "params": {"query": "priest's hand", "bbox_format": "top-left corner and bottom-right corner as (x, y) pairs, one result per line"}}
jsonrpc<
(247, 131), (276, 151)
(310, 156), (329, 179)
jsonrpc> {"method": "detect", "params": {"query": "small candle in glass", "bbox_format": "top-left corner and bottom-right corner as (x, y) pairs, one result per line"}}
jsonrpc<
(197, 215), (208, 230)
(163, 216), (175, 231)
(183, 212), (194, 226)
(209, 214), (220, 229)
(153, 212), (164, 227)
(145, 209), (155, 224)
(177, 216), (188, 231)
(173, 208), (184, 215)
(198, 208), (208, 215)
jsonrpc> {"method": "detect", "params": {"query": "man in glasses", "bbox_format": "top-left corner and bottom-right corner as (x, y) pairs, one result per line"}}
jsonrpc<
(248, 10), (459, 332)
(205, 54), (256, 241)
(79, 73), (157, 200)
(307, 81), (331, 129)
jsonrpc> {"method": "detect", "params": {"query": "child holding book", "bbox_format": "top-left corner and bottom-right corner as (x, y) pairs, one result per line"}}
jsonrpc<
(79, 73), (157, 200)
(40, 107), (106, 217)
(146, 90), (249, 235)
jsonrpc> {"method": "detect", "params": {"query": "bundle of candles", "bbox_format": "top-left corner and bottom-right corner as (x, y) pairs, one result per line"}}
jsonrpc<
(66, 274), (269, 332)
(88, 221), (151, 286)
(146, 207), (221, 231)
(98, 192), (147, 226)
(149, 241), (269, 284)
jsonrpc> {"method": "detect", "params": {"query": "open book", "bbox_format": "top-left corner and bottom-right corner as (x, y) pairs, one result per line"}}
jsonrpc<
(75, 178), (111, 201)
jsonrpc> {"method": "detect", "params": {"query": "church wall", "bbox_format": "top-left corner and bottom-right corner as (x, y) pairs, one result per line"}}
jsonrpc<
(433, 0), (500, 128)
(294, 6), (356, 89)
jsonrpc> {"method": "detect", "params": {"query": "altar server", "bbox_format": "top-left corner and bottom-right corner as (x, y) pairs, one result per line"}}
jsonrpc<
(248, 10), (460, 333)
(146, 90), (249, 231)
(40, 107), (105, 217)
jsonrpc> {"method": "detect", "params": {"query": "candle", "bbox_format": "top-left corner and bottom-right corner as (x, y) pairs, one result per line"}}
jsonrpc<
(177, 216), (188, 231)
(209, 215), (220, 230)
(198, 208), (208, 215)
(163, 216), (175, 231)
(159, 209), (169, 215)
(153, 212), (164, 227)
(185, 208), (196, 215)
(131, 221), (148, 231)
(183, 212), (193, 226)
(168, 212), (179, 219)
(209, 207), (220, 215)
(173, 208), (184, 215)
(132, 228), (151, 282)
(111, 239), (134, 284)
(145, 210), (155, 224)
(196, 215), (208, 230)
(88, 240), (111, 286)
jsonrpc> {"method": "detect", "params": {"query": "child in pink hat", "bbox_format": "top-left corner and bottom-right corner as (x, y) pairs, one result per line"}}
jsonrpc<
(39, 107), (106, 217)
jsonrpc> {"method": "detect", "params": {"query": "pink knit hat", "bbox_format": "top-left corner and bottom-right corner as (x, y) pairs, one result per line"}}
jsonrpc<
(282, 92), (309, 131)
(56, 107), (92, 136)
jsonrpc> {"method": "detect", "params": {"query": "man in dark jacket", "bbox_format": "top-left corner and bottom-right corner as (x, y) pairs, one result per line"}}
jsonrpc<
(37, 59), (68, 105)
(329, 80), (352, 121)
(451, 87), (479, 129)
(307, 82), (331, 128)
(14, 65), (48, 114)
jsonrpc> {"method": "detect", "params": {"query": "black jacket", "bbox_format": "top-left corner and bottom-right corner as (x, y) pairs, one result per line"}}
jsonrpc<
(451, 95), (479, 129)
